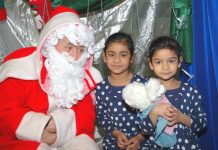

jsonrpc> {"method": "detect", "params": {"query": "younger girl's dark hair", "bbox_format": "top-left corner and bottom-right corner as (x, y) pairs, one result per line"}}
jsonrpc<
(148, 36), (182, 60)
(103, 32), (134, 55)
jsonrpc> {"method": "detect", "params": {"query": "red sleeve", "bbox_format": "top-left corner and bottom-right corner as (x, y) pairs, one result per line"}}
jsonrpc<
(0, 78), (47, 138)
(0, 79), (30, 137)
(72, 93), (96, 139)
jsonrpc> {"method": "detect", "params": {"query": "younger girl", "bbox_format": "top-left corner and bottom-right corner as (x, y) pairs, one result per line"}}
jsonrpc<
(142, 36), (207, 149)
(96, 32), (153, 150)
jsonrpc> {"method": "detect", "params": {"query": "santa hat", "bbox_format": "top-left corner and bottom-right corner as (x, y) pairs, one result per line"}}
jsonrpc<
(51, 6), (79, 17)
(37, 6), (94, 58)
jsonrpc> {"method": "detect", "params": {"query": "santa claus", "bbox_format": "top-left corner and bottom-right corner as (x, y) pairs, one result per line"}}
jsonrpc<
(0, 6), (102, 150)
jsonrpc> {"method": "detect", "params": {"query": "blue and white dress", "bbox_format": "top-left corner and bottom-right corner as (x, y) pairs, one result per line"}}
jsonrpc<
(96, 74), (154, 150)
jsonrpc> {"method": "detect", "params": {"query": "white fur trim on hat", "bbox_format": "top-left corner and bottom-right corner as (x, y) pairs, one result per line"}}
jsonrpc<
(36, 11), (95, 61)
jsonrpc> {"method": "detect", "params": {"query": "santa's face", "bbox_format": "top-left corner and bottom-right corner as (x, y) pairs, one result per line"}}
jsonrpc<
(55, 37), (85, 61)
(44, 42), (89, 108)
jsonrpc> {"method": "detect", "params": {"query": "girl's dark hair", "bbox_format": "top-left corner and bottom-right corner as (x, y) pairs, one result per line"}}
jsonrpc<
(103, 32), (134, 55)
(148, 36), (182, 60)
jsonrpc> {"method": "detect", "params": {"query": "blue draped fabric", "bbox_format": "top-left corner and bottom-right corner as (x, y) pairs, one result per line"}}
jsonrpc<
(191, 0), (218, 150)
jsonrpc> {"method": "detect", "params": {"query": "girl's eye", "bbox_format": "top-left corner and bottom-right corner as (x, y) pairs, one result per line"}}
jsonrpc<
(154, 60), (161, 64)
(108, 53), (114, 57)
(108, 54), (114, 57)
(120, 52), (130, 57)
(169, 59), (176, 63)
(121, 54), (127, 57)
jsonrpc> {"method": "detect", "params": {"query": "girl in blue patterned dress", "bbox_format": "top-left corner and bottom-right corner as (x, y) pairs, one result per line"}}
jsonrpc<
(96, 32), (154, 150)
(139, 36), (208, 149)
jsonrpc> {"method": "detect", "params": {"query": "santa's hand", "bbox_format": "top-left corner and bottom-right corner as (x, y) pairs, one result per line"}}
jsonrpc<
(112, 129), (129, 149)
(45, 117), (56, 133)
(41, 117), (57, 145)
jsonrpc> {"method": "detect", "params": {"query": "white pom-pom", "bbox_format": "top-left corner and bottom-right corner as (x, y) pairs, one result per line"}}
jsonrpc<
(145, 78), (166, 102)
(122, 78), (166, 112)
(122, 82), (152, 111)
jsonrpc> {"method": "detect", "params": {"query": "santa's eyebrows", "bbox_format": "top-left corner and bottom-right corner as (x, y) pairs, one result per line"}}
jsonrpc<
(66, 42), (84, 47)
(66, 42), (74, 45)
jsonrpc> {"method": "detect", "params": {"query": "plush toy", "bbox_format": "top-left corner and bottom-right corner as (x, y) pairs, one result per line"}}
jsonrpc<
(122, 78), (177, 148)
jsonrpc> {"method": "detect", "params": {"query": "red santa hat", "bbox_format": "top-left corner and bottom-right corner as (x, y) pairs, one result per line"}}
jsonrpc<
(51, 6), (79, 18)
(37, 6), (94, 57)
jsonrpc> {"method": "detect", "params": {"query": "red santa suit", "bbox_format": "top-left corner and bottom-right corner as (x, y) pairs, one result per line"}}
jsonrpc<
(0, 6), (102, 150)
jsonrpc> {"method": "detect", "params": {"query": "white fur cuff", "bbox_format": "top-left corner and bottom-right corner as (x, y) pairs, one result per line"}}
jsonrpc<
(16, 111), (51, 142)
(90, 67), (103, 84)
(49, 109), (76, 147)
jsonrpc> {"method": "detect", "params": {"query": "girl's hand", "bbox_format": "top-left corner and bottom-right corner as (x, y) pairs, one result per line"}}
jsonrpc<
(167, 106), (192, 127)
(167, 106), (182, 126)
(112, 129), (129, 149)
(149, 103), (173, 124)
(155, 103), (172, 118)
(127, 134), (144, 150)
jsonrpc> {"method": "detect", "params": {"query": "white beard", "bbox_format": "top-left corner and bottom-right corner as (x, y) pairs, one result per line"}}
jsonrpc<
(44, 46), (89, 108)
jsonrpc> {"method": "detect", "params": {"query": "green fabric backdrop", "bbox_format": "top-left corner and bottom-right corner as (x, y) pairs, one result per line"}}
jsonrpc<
(0, 1), (5, 8)
(170, 0), (193, 64)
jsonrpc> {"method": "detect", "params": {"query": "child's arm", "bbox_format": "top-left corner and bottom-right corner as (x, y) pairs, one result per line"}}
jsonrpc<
(185, 86), (207, 132)
(190, 89), (207, 132)
(95, 89), (116, 134)
(167, 106), (192, 127)
(168, 85), (207, 132)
